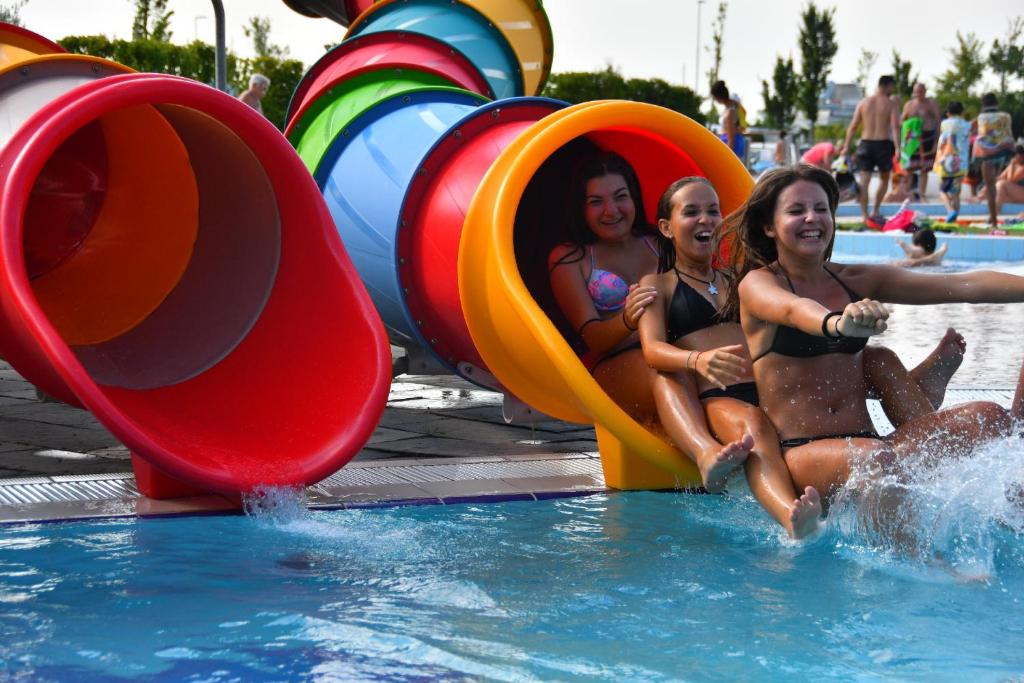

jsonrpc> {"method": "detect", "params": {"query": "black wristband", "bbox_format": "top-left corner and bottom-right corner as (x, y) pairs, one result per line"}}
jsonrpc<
(622, 309), (637, 332)
(821, 311), (844, 338)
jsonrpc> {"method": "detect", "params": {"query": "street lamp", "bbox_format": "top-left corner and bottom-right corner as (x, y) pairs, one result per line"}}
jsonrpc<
(694, 0), (705, 94)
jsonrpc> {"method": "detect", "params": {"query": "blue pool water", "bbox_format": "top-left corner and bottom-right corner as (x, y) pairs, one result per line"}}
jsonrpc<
(3, 439), (1024, 682)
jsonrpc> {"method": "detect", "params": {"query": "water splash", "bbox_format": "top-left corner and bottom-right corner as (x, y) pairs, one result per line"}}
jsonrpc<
(242, 486), (309, 522)
(827, 434), (1024, 579)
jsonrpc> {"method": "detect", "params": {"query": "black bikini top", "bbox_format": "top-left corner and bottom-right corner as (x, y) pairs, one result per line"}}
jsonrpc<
(752, 266), (869, 362)
(666, 270), (722, 343)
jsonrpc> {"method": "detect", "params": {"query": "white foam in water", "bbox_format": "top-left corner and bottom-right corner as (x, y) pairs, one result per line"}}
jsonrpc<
(827, 431), (1024, 579)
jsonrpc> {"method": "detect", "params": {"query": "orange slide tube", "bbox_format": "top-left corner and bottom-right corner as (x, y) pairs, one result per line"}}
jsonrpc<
(459, 101), (753, 490)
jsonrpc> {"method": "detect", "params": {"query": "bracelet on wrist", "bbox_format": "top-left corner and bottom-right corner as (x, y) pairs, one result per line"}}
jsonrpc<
(821, 311), (844, 338)
(622, 309), (637, 332)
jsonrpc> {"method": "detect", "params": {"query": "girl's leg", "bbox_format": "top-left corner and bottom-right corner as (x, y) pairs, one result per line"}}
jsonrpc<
(783, 437), (896, 498)
(863, 333), (965, 425)
(982, 161), (999, 225)
(703, 398), (821, 539)
(1012, 358), (1024, 420)
(784, 402), (1011, 499)
(649, 372), (751, 493)
(887, 401), (1011, 467)
(592, 349), (660, 424)
(862, 346), (935, 426)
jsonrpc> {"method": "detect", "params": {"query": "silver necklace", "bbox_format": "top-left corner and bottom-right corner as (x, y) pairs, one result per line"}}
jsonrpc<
(675, 267), (718, 295)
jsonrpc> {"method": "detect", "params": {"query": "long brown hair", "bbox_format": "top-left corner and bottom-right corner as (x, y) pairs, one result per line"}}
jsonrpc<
(718, 165), (840, 321)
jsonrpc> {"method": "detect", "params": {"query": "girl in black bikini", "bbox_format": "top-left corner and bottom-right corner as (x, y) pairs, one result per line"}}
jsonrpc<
(639, 177), (822, 538)
(727, 164), (1024, 499)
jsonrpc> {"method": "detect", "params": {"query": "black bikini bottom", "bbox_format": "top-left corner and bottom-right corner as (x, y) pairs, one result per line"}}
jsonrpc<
(780, 429), (881, 449)
(698, 382), (759, 406)
(587, 341), (642, 372)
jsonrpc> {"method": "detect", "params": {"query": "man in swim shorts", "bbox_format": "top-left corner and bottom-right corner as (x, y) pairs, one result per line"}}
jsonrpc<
(902, 82), (941, 200)
(841, 75), (901, 229)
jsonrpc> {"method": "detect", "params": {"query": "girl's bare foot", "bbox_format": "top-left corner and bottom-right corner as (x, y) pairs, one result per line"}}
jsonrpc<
(911, 328), (966, 409)
(788, 486), (823, 539)
(700, 434), (753, 492)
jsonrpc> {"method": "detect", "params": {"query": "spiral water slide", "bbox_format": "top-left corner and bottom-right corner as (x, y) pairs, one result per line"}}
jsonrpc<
(285, 0), (753, 490)
(0, 23), (392, 498)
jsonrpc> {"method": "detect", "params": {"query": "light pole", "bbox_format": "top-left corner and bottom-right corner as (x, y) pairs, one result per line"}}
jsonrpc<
(694, 0), (705, 94)
(193, 15), (207, 42)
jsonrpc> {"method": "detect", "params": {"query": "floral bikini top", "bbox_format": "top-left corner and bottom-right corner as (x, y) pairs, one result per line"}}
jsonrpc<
(586, 239), (658, 312)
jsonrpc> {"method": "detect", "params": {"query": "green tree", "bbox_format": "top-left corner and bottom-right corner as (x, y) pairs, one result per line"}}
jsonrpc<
(855, 48), (877, 94)
(244, 15), (288, 60)
(935, 31), (986, 106)
(541, 66), (704, 123)
(58, 35), (303, 131)
(0, 1), (25, 25)
(759, 55), (799, 129)
(989, 16), (1024, 95)
(704, 1), (728, 116)
(796, 3), (838, 125)
(890, 49), (918, 102)
(132, 0), (173, 42)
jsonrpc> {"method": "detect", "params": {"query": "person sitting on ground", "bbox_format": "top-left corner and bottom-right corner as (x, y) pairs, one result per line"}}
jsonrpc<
(994, 145), (1024, 215)
(710, 80), (747, 162)
(972, 92), (1015, 227)
(896, 228), (947, 267)
(933, 100), (971, 223)
(882, 168), (913, 204)
(841, 75), (901, 230)
(238, 73), (271, 116)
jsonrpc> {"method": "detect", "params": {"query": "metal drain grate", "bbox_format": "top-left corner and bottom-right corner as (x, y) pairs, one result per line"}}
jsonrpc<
(0, 476), (137, 505)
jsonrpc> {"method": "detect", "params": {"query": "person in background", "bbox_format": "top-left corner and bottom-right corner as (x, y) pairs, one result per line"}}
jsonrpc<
(972, 92), (1015, 227)
(841, 75), (901, 230)
(238, 73), (271, 116)
(994, 145), (1024, 215)
(896, 228), (947, 267)
(710, 80), (747, 162)
(774, 131), (789, 166)
(901, 83), (941, 201)
(800, 140), (836, 170)
(933, 100), (971, 223)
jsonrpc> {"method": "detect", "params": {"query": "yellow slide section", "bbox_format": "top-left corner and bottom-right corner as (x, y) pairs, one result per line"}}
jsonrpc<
(461, 0), (554, 96)
(459, 101), (753, 490)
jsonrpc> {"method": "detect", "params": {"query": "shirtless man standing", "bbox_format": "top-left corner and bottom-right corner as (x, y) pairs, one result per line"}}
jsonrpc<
(902, 82), (941, 200)
(841, 75), (900, 229)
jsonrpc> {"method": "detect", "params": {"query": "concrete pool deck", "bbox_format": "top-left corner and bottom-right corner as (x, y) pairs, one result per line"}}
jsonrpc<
(0, 358), (1017, 524)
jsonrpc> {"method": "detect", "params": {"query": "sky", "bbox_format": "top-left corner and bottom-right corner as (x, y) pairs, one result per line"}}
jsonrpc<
(15, 0), (1022, 117)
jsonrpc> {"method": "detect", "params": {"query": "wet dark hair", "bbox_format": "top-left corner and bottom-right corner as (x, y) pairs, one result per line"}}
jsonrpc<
(878, 75), (895, 87)
(947, 100), (964, 116)
(653, 176), (716, 272)
(554, 151), (654, 267)
(1016, 144), (1024, 157)
(719, 164), (840, 321)
(912, 228), (936, 254)
(981, 92), (998, 108)
(710, 80), (730, 100)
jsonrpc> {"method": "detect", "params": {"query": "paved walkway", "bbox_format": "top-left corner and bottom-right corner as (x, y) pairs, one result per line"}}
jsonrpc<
(0, 360), (598, 480)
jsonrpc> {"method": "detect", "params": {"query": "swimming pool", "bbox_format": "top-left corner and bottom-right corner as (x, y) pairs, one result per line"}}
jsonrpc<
(833, 257), (1024, 387)
(2, 445), (1023, 682)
